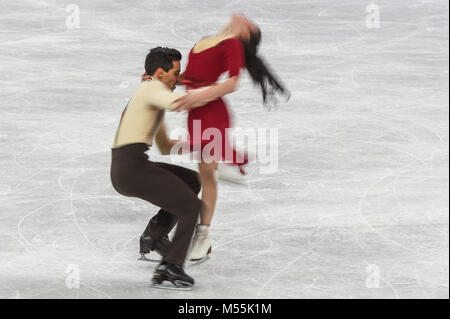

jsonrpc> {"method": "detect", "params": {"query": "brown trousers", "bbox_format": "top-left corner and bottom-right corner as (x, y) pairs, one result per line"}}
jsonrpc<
(110, 143), (203, 266)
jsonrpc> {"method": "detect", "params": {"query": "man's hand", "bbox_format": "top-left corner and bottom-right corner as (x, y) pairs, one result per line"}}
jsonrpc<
(168, 139), (181, 148)
(141, 72), (152, 82)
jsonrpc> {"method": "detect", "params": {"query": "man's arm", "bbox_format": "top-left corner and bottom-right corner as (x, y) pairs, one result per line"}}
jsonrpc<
(155, 120), (179, 155)
(141, 76), (214, 111)
(143, 81), (186, 110)
(172, 76), (239, 111)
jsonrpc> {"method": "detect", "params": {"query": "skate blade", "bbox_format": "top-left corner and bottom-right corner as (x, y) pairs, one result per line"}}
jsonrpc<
(188, 255), (211, 266)
(150, 281), (193, 291)
(138, 254), (161, 263)
(188, 247), (212, 264)
(217, 176), (247, 184)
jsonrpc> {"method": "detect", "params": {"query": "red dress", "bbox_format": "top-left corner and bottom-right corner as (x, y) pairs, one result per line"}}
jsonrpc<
(183, 37), (248, 168)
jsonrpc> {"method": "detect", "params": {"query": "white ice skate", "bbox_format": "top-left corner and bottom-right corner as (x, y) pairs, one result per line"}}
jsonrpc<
(215, 163), (247, 184)
(188, 225), (212, 262)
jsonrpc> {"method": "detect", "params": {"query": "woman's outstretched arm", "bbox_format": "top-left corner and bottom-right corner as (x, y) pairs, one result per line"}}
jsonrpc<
(172, 76), (239, 111)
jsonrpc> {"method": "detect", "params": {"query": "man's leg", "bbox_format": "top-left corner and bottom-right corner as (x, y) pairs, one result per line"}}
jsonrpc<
(126, 161), (203, 266)
(112, 144), (201, 289)
(142, 163), (201, 240)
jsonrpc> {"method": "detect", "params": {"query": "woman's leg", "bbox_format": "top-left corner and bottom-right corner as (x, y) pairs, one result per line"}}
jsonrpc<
(187, 160), (217, 261)
(198, 160), (218, 225)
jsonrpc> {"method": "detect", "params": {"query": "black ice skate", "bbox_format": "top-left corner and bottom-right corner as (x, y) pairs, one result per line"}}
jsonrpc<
(138, 234), (171, 262)
(151, 262), (195, 291)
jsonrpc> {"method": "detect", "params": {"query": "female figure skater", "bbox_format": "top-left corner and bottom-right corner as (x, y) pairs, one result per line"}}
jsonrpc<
(173, 14), (289, 261)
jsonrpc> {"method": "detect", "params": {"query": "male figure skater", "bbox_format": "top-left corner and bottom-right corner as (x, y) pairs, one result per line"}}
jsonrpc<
(111, 47), (208, 290)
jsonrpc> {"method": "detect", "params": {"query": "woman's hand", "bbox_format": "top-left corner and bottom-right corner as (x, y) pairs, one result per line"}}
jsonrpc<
(141, 72), (152, 82)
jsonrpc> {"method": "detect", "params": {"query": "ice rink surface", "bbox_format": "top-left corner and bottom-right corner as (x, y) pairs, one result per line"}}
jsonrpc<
(0, 0), (448, 298)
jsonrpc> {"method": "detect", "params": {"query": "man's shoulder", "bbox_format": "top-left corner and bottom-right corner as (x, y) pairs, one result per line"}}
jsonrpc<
(141, 79), (165, 88)
(139, 79), (170, 94)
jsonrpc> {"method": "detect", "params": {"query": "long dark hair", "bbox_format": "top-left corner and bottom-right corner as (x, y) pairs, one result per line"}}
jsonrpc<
(241, 29), (290, 108)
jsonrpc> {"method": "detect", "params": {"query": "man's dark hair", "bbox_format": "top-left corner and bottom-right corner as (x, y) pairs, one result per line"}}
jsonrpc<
(145, 46), (182, 76)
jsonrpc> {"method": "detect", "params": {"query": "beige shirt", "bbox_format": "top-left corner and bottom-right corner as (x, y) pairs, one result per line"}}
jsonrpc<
(113, 79), (185, 149)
